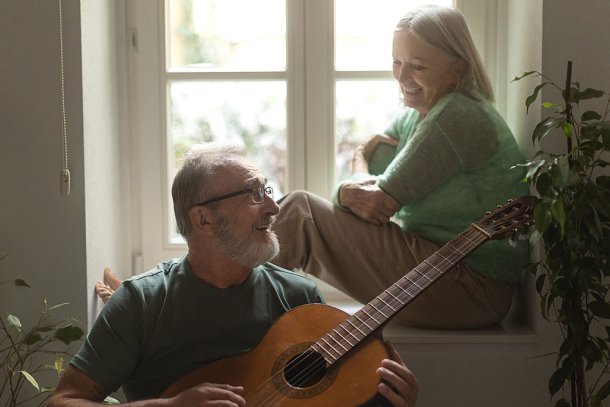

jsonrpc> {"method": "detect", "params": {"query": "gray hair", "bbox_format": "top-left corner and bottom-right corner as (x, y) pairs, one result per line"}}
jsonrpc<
(172, 143), (245, 237)
(395, 5), (494, 101)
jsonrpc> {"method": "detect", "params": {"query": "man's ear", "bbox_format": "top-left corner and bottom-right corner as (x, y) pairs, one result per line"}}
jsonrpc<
(188, 206), (214, 235)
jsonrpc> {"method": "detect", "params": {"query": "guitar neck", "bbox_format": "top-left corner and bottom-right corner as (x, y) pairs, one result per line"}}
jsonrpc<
(311, 225), (490, 366)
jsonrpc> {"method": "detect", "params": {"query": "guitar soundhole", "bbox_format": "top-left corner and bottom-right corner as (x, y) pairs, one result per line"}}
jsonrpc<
(284, 350), (326, 388)
(272, 342), (338, 398)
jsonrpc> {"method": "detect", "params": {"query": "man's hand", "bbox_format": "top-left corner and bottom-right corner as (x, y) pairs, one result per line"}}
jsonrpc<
(339, 179), (400, 226)
(171, 383), (246, 406)
(377, 342), (419, 407)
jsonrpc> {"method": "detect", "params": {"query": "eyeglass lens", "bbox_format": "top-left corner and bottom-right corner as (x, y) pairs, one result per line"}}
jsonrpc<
(252, 186), (273, 203)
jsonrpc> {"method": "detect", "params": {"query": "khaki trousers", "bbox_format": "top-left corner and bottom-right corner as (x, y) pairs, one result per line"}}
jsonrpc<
(273, 191), (514, 329)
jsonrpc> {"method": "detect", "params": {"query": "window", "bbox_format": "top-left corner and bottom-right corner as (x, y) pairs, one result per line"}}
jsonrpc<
(127, 0), (501, 280)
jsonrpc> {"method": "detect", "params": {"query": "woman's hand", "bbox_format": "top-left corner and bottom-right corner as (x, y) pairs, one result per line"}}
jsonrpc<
(351, 134), (399, 174)
(339, 179), (400, 226)
(377, 342), (419, 407)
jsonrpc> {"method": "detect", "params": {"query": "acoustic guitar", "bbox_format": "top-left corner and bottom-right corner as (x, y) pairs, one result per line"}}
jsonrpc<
(161, 196), (538, 406)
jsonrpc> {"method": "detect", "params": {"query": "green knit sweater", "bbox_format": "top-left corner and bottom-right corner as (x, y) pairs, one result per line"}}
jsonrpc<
(343, 84), (529, 282)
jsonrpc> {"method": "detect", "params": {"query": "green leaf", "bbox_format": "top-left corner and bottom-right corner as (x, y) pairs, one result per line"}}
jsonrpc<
(535, 274), (546, 294)
(574, 87), (605, 101)
(47, 302), (69, 311)
(536, 172), (553, 196)
(550, 199), (566, 238)
(602, 124), (610, 150)
(526, 82), (548, 113)
(7, 314), (22, 331)
(14, 278), (31, 287)
(104, 396), (121, 404)
(54, 354), (64, 375)
(596, 380), (610, 401)
(589, 300), (610, 319)
(562, 121), (573, 138)
(54, 325), (85, 345)
(511, 70), (540, 82)
(543, 102), (560, 109)
(20, 370), (40, 391)
(549, 364), (571, 396)
(554, 399), (570, 407)
(23, 332), (43, 345)
(582, 110), (602, 121)
(532, 117), (563, 144)
(533, 201), (552, 233)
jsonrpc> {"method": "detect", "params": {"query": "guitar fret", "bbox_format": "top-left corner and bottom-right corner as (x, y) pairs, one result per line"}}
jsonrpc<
(361, 308), (382, 324)
(374, 299), (395, 314)
(435, 252), (451, 264)
(320, 336), (341, 359)
(423, 259), (441, 272)
(370, 297), (392, 323)
(414, 269), (433, 282)
(393, 282), (415, 298)
(339, 324), (360, 342)
(347, 318), (369, 335)
(450, 245), (465, 256)
(386, 289), (404, 305)
(331, 329), (350, 350)
(405, 275), (423, 289)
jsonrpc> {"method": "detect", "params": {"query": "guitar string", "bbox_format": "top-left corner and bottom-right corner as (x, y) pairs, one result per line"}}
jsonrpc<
(250, 231), (483, 407)
(250, 215), (524, 405)
(251, 227), (493, 406)
(255, 224), (502, 406)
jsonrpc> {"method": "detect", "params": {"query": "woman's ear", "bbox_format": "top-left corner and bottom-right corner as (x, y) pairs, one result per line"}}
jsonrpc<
(453, 58), (467, 86)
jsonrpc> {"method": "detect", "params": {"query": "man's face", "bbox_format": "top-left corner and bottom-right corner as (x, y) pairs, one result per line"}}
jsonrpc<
(210, 159), (281, 268)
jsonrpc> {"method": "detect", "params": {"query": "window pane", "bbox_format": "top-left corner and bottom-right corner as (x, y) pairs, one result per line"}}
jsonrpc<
(169, 80), (287, 193)
(335, 0), (454, 71)
(335, 80), (402, 182)
(167, 0), (286, 71)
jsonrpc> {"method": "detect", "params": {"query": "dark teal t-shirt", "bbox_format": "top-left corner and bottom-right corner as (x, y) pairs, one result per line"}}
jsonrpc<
(71, 257), (324, 400)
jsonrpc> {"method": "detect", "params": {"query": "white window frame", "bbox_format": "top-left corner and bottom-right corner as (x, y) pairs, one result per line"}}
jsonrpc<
(124, 0), (504, 278)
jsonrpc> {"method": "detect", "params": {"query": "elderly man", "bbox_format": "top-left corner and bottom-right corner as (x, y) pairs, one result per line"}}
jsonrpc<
(49, 145), (418, 407)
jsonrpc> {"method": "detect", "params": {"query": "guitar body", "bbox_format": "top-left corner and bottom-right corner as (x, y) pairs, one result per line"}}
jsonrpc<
(162, 303), (389, 406)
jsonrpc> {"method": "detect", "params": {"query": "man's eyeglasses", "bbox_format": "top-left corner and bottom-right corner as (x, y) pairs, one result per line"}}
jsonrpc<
(193, 186), (273, 207)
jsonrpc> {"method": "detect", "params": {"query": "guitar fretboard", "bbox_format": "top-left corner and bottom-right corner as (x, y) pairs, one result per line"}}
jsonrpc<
(310, 225), (489, 366)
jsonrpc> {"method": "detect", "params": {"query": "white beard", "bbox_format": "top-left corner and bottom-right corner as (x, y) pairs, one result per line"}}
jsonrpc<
(214, 214), (280, 268)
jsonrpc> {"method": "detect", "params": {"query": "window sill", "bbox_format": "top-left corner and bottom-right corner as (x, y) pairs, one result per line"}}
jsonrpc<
(328, 300), (538, 347)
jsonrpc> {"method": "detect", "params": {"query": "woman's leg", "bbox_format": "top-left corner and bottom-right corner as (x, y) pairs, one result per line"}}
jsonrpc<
(273, 191), (514, 329)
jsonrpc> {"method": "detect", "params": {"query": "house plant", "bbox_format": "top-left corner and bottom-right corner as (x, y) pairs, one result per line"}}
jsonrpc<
(514, 62), (610, 407)
(0, 250), (84, 406)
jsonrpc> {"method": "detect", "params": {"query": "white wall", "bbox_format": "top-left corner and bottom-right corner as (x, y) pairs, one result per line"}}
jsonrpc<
(80, 0), (131, 327)
(0, 0), (87, 324)
(0, 0), (127, 332)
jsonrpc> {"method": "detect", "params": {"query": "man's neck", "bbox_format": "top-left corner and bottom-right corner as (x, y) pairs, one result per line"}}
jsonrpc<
(186, 250), (252, 289)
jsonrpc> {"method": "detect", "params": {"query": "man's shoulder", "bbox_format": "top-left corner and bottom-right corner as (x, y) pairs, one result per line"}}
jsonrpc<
(258, 263), (320, 293)
(261, 263), (314, 283)
(123, 257), (185, 293)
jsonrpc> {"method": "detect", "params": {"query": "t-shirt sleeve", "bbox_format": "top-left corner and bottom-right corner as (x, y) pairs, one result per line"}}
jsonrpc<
(70, 283), (144, 393)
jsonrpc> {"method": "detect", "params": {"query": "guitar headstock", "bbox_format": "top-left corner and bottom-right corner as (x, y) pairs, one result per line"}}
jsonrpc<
(475, 196), (539, 240)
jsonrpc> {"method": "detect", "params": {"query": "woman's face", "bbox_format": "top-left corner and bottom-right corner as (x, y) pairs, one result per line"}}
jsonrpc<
(392, 30), (463, 116)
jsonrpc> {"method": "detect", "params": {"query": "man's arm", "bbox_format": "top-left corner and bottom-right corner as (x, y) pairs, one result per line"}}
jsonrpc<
(48, 365), (246, 407)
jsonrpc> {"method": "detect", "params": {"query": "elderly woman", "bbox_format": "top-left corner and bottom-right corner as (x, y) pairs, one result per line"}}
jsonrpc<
(272, 5), (529, 329)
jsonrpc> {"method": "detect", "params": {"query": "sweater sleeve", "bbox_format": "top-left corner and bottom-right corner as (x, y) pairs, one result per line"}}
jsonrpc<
(377, 93), (500, 205)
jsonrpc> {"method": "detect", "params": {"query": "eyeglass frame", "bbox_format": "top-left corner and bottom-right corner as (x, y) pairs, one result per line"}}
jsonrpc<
(192, 185), (273, 207)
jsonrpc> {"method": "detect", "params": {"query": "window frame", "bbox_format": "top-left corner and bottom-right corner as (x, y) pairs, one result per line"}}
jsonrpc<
(124, 0), (503, 276)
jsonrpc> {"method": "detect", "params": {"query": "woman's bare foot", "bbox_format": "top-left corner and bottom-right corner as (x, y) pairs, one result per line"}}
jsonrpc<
(103, 267), (122, 291)
(95, 267), (124, 304)
(95, 281), (114, 304)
